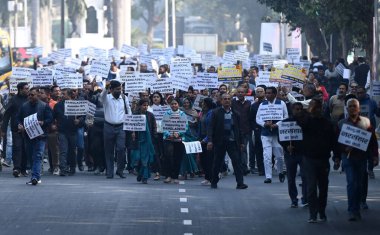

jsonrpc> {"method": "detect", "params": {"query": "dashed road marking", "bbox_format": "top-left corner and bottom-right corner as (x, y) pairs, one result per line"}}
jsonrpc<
(183, 220), (192, 225)
(180, 197), (188, 202)
(179, 189), (186, 193)
(181, 208), (189, 213)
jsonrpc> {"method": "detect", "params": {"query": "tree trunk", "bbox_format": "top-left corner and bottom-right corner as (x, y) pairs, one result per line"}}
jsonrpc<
(340, 28), (347, 60)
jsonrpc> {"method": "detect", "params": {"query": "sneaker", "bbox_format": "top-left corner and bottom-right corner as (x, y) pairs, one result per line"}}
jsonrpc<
(21, 170), (29, 177)
(153, 174), (160, 181)
(137, 175), (142, 182)
(308, 218), (317, 223)
(1, 159), (11, 167)
(142, 179), (148, 184)
(26, 179), (41, 185)
(264, 178), (272, 184)
(78, 165), (84, 171)
(291, 202), (298, 208)
(301, 202), (309, 208)
(236, 184), (248, 189)
(53, 168), (60, 176)
(201, 180), (211, 186)
(94, 168), (101, 175)
(13, 169), (21, 177)
(163, 177), (172, 183)
(368, 170), (375, 179)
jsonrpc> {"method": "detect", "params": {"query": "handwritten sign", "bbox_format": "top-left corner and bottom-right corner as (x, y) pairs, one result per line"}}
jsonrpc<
(123, 114), (146, 131)
(162, 113), (187, 132)
(183, 141), (203, 154)
(338, 124), (371, 152)
(24, 113), (44, 139)
(278, 121), (303, 141)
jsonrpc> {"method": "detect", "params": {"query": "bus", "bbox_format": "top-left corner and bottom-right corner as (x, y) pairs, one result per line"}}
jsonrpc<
(0, 28), (13, 82)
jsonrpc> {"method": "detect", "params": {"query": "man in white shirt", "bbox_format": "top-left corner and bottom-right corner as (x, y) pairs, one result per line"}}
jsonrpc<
(256, 87), (288, 183)
(100, 80), (131, 178)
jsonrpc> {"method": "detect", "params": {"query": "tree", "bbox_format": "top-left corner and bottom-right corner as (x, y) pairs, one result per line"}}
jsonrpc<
(0, 0), (10, 28)
(66, 0), (87, 38)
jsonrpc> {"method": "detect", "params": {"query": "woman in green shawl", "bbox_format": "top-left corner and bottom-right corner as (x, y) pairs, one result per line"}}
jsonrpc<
(131, 99), (157, 184)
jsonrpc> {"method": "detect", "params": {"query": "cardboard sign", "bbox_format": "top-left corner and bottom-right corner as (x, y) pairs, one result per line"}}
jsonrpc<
(183, 141), (203, 154)
(141, 73), (159, 87)
(259, 104), (284, 121)
(65, 57), (82, 69)
(24, 113), (44, 139)
(90, 60), (110, 78)
(31, 70), (53, 87)
(286, 48), (300, 63)
(162, 113), (187, 132)
(338, 124), (371, 151)
(263, 42), (272, 52)
(152, 105), (170, 121)
(223, 51), (236, 64)
(56, 73), (83, 89)
(278, 121), (303, 141)
(343, 69), (351, 79)
(64, 100), (88, 116)
(11, 67), (33, 78)
(256, 55), (274, 66)
(217, 65), (242, 82)
(151, 79), (173, 94)
(54, 65), (77, 74)
(108, 48), (121, 60)
(87, 101), (96, 117)
(335, 63), (345, 77)
(120, 71), (147, 93)
(371, 81), (380, 97)
(121, 44), (138, 56)
(123, 114), (146, 131)
(234, 51), (249, 62)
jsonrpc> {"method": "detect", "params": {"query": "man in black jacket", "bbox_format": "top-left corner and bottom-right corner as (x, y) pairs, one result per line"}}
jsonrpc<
(17, 87), (53, 185)
(1, 82), (29, 177)
(207, 93), (247, 189)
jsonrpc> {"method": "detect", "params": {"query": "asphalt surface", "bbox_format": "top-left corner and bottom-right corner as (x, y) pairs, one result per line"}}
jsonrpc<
(0, 163), (379, 235)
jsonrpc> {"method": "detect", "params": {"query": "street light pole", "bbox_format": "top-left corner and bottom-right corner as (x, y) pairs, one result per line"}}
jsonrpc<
(171, 0), (176, 48)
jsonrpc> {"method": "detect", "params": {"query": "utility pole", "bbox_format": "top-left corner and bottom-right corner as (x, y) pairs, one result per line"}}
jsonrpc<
(165, 0), (169, 48)
(60, 0), (65, 48)
(14, 0), (18, 48)
(171, 0), (176, 48)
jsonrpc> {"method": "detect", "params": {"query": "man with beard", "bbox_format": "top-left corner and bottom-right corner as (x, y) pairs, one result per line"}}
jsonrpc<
(100, 80), (131, 179)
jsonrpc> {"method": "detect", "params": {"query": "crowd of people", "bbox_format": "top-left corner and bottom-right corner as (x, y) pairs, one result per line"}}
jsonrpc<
(0, 53), (379, 223)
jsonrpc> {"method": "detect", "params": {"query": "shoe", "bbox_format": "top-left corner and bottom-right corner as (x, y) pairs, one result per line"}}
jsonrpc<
(201, 180), (211, 186)
(116, 171), (126, 178)
(21, 170), (29, 177)
(264, 178), (272, 184)
(53, 168), (60, 176)
(301, 202), (309, 208)
(163, 177), (172, 183)
(87, 166), (95, 172)
(137, 175), (142, 182)
(279, 172), (285, 183)
(361, 202), (369, 210)
(153, 174), (160, 181)
(173, 179), (179, 184)
(78, 165), (84, 171)
(348, 213), (357, 221)
(1, 159), (11, 167)
(308, 218), (317, 223)
(68, 170), (75, 176)
(59, 171), (67, 176)
(319, 213), (327, 222)
(106, 175), (114, 179)
(291, 202), (298, 208)
(236, 184), (248, 189)
(210, 183), (217, 189)
(94, 169), (100, 175)
(13, 169), (21, 177)
(26, 179), (41, 185)
(368, 170), (375, 179)
(142, 179), (147, 184)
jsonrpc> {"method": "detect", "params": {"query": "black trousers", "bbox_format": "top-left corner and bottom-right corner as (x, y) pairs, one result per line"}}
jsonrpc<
(303, 157), (330, 218)
(151, 133), (164, 174)
(163, 141), (184, 179)
(200, 142), (213, 181)
(89, 124), (105, 170)
(253, 129), (264, 173)
(12, 131), (27, 172)
(285, 152), (307, 204)
(212, 140), (244, 186)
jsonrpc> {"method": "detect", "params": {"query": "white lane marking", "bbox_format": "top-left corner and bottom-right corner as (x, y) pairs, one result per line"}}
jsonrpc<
(181, 208), (189, 213)
(179, 189), (186, 193)
(183, 220), (192, 225)
(179, 181), (185, 185)
(184, 233), (193, 235)
(180, 197), (188, 202)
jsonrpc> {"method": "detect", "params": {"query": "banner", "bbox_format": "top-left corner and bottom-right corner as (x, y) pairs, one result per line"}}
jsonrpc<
(123, 114), (146, 131)
(24, 113), (44, 139)
(183, 141), (203, 154)
(281, 65), (307, 86)
(338, 124), (371, 152)
(278, 121), (303, 141)
(162, 114), (187, 132)
(217, 65), (242, 82)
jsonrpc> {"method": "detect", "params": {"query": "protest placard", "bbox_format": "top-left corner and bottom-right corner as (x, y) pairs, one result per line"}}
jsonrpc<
(202, 54), (218, 65)
(223, 51), (236, 64)
(64, 100), (88, 116)
(87, 101), (96, 117)
(32, 47), (44, 56)
(108, 48), (120, 60)
(193, 94), (207, 111)
(260, 104), (285, 121)
(9, 77), (32, 94)
(139, 44), (149, 55)
(256, 55), (274, 66)
(217, 65), (242, 82)
(335, 63), (345, 77)
(123, 115), (146, 131)
(234, 51), (249, 62)
(90, 60), (110, 78)
(56, 73), (83, 89)
(121, 44), (138, 56)
(263, 42), (272, 52)
(171, 57), (192, 91)
(120, 71), (146, 93)
(343, 69), (351, 79)
(162, 113), (187, 132)
(278, 121), (303, 141)
(338, 124), (371, 151)
(256, 71), (278, 87)
(151, 79), (173, 94)
(54, 65), (77, 74)
(23, 113), (44, 139)
(65, 57), (82, 69)
(171, 74), (190, 92)
(188, 54), (202, 64)
(31, 70), (53, 87)
(371, 81), (380, 97)
(286, 48), (300, 63)
(183, 141), (203, 154)
(281, 65), (307, 86)
(152, 105), (170, 121)
(11, 67), (33, 78)
(141, 73), (158, 87)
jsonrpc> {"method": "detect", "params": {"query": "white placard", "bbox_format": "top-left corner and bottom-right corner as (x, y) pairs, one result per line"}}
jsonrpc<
(123, 114), (146, 131)
(286, 48), (300, 63)
(338, 124), (371, 151)
(140, 55), (154, 70)
(121, 44), (138, 56)
(234, 51), (249, 62)
(371, 81), (380, 96)
(256, 71), (278, 87)
(138, 44), (149, 55)
(56, 73), (83, 89)
(65, 57), (82, 69)
(183, 141), (203, 154)
(108, 48), (121, 60)
(335, 63), (345, 77)
(152, 105), (170, 121)
(263, 42), (272, 52)
(162, 113), (187, 132)
(32, 47), (44, 56)
(24, 113), (44, 139)
(90, 60), (110, 78)
(171, 57), (192, 91)
(260, 104), (284, 121)
(54, 65), (77, 74)
(141, 73), (158, 87)
(11, 67), (33, 78)
(278, 121), (303, 141)
(31, 70), (53, 87)
(193, 95), (207, 111)
(188, 54), (202, 64)
(151, 79), (173, 94)
(9, 77), (32, 94)
(87, 101), (96, 117)
(120, 71), (147, 93)
(343, 69), (351, 79)
(171, 75), (190, 92)
(202, 54), (218, 65)
(223, 51), (236, 64)
(64, 100), (88, 116)
(58, 48), (72, 58)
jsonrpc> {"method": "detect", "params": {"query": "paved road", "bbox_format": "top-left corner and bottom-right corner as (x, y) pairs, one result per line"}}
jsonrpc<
(0, 164), (379, 235)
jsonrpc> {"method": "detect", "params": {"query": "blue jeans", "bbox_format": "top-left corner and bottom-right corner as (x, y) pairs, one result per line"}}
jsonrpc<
(25, 138), (46, 180)
(342, 156), (367, 214)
